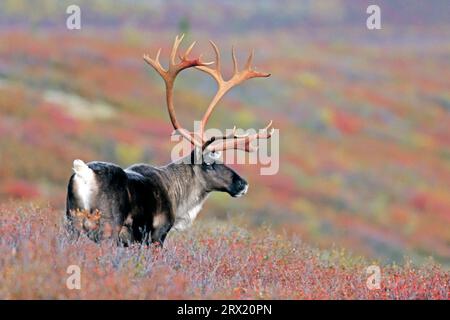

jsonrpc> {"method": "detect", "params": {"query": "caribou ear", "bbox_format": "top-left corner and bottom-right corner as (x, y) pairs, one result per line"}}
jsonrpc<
(203, 150), (221, 165)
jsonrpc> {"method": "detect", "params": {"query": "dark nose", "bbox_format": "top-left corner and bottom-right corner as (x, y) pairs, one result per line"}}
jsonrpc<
(236, 178), (247, 191)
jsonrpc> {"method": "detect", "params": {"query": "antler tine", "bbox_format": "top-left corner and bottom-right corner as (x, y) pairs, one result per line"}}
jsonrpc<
(210, 40), (221, 74)
(228, 126), (238, 138)
(170, 34), (184, 67)
(196, 40), (223, 84)
(243, 48), (271, 79)
(245, 49), (254, 70)
(155, 48), (162, 65)
(259, 120), (274, 137)
(143, 48), (165, 76)
(182, 40), (196, 59)
(231, 46), (238, 74)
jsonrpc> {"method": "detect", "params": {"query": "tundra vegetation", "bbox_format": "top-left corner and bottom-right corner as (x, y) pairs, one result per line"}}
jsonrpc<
(0, 1), (449, 299)
(0, 205), (448, 299)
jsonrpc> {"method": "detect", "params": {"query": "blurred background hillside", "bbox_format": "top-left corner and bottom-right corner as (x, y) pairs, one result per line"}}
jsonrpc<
(0, 0), (449, 267)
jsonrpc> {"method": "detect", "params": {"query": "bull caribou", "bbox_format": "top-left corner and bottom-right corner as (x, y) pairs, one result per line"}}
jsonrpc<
(66, 35), (273, 245)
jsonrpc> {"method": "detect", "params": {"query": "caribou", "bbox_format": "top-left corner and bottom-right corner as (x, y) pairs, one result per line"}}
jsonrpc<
(66, 35), (273, 245)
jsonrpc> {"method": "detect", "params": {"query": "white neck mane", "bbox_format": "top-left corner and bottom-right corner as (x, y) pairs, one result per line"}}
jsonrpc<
(172, 194), (208, 231)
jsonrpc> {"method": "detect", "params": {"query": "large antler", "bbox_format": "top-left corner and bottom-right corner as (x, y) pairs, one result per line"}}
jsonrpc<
(195, 41), (273, 152)
(144, 35), (273, 152)
(143, 34), (210, 147)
